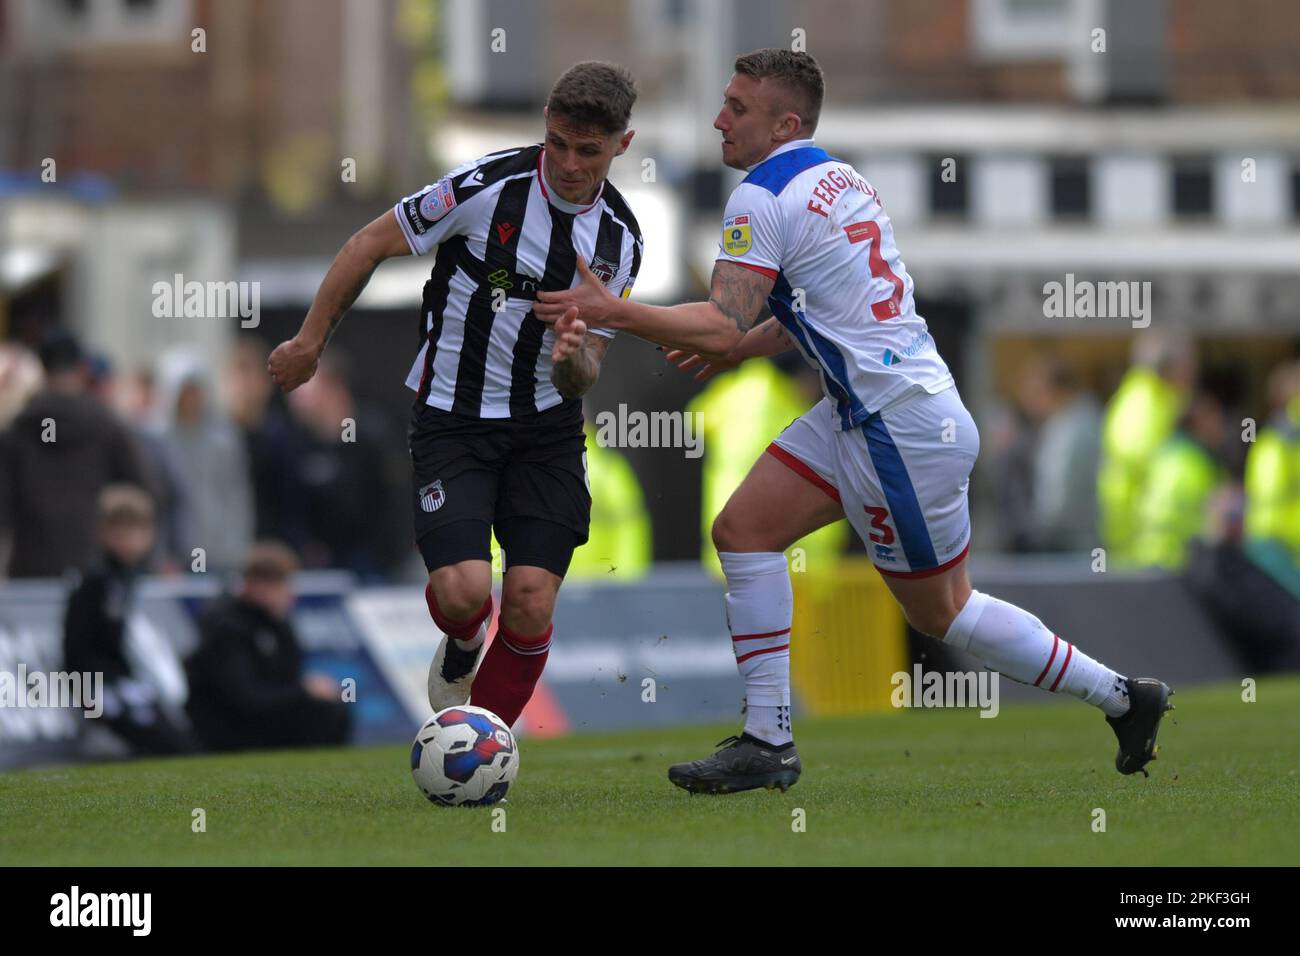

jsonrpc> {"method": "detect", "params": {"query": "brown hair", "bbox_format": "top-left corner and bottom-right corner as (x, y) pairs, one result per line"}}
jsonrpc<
(734, 48), (825, 134)
(97, 484), (155, 528)
(242, 540), (300, 583)
(546, 61), (637, 134)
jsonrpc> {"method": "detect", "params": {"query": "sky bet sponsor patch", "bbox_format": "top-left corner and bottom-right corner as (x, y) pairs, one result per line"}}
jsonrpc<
(722, 213), (752, 256)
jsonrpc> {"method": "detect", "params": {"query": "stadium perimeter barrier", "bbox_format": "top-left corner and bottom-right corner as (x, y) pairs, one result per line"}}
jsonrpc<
(0, 558), (1242, 768)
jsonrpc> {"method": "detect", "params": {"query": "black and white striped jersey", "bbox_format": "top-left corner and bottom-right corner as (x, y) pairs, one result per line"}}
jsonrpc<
(393, 144), (644, 418)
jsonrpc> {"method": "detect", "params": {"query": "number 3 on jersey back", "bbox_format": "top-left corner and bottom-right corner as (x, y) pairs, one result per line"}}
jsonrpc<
(844, 220), (903, 321)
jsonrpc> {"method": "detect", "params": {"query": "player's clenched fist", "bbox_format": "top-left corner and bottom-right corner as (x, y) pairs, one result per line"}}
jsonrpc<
(550, 307), (587, 364)
(267, 335), (322, 392)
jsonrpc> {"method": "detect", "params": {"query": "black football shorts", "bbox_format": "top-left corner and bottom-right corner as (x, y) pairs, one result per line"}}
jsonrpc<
(408, 398), (590, 577)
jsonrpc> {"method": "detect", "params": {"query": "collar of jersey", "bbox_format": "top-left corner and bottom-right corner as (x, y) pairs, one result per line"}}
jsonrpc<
(537, 148), (605, 215)
(745, 138), (817, 173)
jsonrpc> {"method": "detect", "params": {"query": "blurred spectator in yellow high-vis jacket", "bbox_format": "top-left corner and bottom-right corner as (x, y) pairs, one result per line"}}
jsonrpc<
(1245, 361), (1300, 566)
(689, 357), (848, 577)
(568, 421), (652, 579)
(1132, 389), (1231, 571)
(1098, 335), (1197, 566)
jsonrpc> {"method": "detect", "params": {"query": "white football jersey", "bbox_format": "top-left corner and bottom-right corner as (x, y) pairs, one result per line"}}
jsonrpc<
(716, 138), (953, 429)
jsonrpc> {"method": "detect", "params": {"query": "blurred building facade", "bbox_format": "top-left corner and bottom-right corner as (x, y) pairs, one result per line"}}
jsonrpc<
(2, 0), (1299, 563)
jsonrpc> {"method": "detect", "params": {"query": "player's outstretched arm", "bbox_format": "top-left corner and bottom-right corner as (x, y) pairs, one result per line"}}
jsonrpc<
(267, 210), (410, 392)
(535, 260), (774, 356)
(666, 316), (794, 382)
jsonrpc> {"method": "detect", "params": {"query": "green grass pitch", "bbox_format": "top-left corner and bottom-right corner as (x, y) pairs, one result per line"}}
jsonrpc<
(3, 677), (1297, 866)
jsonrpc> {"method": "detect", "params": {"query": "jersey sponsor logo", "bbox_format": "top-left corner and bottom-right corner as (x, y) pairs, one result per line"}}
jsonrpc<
(487, 268), (513, 290)
(882, 331), (932, 367)
(722, 213), (753, 256)
(589, 255), (617, 284)
(419, 480), (446, 513)
(844, 221), (874, 244)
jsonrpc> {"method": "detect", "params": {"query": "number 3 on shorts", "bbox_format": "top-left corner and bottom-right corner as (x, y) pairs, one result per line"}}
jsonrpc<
(864, 506), (894, 545)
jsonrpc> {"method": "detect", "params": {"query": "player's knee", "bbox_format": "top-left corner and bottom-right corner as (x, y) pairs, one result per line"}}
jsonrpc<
(428, 568), (489, 622)
(712, 507), (757, 553)
(900, 598), (961, 640)
(432, 588), (487, 623)
(500, 580), (555, 634)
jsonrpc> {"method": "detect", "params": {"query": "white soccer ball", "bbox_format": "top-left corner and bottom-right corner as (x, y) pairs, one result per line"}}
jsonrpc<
(410, 705), (519, 807)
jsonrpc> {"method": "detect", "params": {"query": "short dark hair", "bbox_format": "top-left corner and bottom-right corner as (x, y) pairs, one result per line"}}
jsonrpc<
(546, 61), (637, 134)
(734, 48), (825, 134)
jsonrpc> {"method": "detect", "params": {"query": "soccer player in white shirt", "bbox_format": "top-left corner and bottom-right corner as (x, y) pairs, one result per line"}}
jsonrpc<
(538, 49), (1172, 793)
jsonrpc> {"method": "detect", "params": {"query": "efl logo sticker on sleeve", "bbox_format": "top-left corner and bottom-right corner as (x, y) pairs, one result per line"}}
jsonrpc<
(722, 213), (752, 256)
(418, 178), (457, 224)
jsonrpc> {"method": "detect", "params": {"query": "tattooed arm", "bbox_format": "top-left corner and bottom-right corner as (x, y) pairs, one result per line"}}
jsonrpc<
(268, 210), (410, 392)
(705, 261), (777, 340)
(534, 259), (775, 356)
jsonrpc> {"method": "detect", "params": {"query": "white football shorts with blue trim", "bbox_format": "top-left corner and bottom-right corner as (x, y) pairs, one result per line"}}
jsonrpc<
(767, 386), (979, 578)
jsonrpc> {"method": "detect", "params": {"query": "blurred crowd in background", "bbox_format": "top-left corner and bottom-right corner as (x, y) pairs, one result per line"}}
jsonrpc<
(0, 332), (411, 581)
(4, 327), (1300, 598)
(987, 335), (1300, 576)
(2, 0), (1299, 663)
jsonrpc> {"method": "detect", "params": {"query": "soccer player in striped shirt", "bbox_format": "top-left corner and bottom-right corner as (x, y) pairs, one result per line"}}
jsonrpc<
(538, 49), (1172, 794)
(269, 62), (643, 730)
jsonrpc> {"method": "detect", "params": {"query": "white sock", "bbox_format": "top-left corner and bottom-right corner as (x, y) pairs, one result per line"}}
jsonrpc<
(719, 551), (793, 746)
(943, 590), (1131, 717)
(453, 622), (486, 653)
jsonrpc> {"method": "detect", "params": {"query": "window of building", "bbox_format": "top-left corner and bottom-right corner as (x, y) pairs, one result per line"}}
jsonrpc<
(928, 154), (970, 220)
(1172, 157), (1214, 219)
(969, 0), (1076, 59)
(1049, 155), (1091, 220)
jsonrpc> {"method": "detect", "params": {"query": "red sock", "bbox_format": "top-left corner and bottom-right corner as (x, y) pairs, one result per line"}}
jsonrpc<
(425, 583), (492, 642)
(470, 621), (553, 727)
